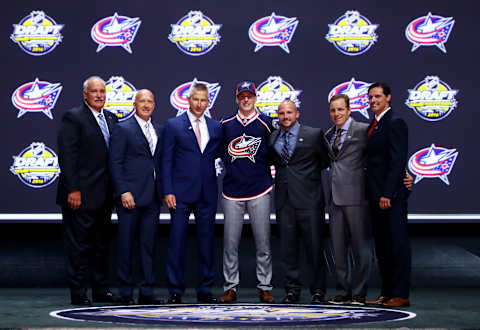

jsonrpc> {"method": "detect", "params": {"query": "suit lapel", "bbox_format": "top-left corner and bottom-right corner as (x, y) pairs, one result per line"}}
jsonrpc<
(336, 120), (356, 157)
(324, 126), (336, 158)
(83, 104), (107, 145)
(131, 118), (152, 155)
(152, 122), (162, 157)
(182, 113), (200, 152)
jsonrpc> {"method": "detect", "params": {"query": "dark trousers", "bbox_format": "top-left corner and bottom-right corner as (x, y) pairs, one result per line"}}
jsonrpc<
(370, 198), (411, 298)
(62, 205), (112, 299)
(276, 199), (327, 295)
(116, 201), (160, 299)
(166, 199), (216, 296)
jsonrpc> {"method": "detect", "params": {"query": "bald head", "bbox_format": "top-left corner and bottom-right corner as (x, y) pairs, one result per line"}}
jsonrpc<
(278, 99), (299, 131)
(134, 89), (155, 121)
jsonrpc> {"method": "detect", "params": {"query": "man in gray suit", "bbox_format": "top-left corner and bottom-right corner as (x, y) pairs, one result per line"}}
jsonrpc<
(269, 100), (330, 304)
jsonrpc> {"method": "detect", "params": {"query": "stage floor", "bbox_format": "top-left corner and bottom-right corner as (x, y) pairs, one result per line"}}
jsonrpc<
(0, 287), (479, 328)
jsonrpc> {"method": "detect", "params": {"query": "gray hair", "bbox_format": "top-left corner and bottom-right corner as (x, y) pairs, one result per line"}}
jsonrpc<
(83, 76), (105, 91)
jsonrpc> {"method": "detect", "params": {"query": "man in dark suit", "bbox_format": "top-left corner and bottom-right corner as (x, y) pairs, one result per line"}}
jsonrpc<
(162, 83), (222, 304)
(268, 100), (330, 304)
(109, 89), (163, 305)
(57, 76), (118, 306)
(365, 82), (411, 307)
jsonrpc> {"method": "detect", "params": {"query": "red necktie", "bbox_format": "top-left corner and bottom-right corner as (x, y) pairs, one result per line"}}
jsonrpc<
(367, 119), (377, 138)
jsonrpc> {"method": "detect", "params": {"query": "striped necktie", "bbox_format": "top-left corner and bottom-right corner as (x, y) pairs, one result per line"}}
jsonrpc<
(144, 122), (155, 155)
(97, 113), (110, 147)
(332, 128), (343, 155)
(281, 131), (290, 163)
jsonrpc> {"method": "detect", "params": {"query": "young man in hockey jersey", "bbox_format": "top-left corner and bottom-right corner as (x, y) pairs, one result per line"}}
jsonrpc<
(219, 81), (275, 303)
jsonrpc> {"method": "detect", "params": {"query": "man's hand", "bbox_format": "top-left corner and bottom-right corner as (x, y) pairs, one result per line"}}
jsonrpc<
(67, 190), (82, 210)
(121, 192), (135, 210)
(379, 197), (391, 210)
(404, 172), (414, 190)
(164, 194), (176, 210)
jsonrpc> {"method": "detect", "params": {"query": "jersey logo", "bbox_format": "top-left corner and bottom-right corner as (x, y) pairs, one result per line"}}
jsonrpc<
(328, 77), (371, 119)
(248, 12), (299, 53)
(408, 144), (458, 185)
(228, 134), (262, 163)
(405, 12), (454, 53)
(91, 12), (141, 53)
(104, 76), (137, 121)
(170, 78), (221, 117)
(11, 78), (62, 119)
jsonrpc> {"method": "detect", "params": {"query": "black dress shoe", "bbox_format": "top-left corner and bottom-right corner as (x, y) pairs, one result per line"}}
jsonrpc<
(138, 295), (165, 305)
(167, 293), (182, 304)
(197, 293), (218, 303)
(281, 292), (300, 304)
(119, 296), (136, 305)
(311, 293), (325, 304)
(92, 291), (120, 303)
(71, 296), (92, 306)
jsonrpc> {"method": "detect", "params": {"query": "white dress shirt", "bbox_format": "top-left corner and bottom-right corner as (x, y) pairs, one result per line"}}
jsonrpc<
(86, 102), (110, 135)
(134, 114), (158, 155)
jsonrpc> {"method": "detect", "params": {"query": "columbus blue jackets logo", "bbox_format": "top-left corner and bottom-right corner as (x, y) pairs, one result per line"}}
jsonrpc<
(255, 76), (301, 118)
(168, 11), (222, 56)
(325, 10), (378, 56)
(228, 134), (262, 163)
(405, 12), (454, 53)
(405, 76), (458, 121)
(11, 78), (62, 119)
(408, 144), (458, 185)
(91, 13), (141, 53)
(170, 78), (221, 117)
(104, 76), (137, 121)
(328, 78), (371, 119)
(10, 142), (60, 188)
(11, 11), (64, 56)
(248, 12), (299, 54)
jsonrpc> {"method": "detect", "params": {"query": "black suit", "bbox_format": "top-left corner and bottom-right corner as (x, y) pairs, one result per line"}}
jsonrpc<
(366, 108), (411, 299)
(57, 103), (118, 300)
(269, 125), (330, 295)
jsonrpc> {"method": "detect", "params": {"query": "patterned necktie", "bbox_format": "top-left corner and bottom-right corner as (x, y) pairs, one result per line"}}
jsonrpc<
(332, 128), (343, 155)
(281, 131), (290, 163)
(194, 118), (202, 150)
(97, 113), (110, 147)
(144, 122), (155, 155)
(367, 119), (377, 138)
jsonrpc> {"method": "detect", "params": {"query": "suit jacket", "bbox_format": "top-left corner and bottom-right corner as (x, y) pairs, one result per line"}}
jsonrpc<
(109, 116), (163, 207)
(56, 103), (118, 210)
(269, 125), (330, 209)
(161, 112), (223, 204)
(324, 119), (369, 206)
(366, 109), (409, 202)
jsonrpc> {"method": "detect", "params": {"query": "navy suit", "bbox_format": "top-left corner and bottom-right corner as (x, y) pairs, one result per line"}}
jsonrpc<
(366, 109), (411, 299)
(161, 112), (222, 296)
(109, 116), (163, 299)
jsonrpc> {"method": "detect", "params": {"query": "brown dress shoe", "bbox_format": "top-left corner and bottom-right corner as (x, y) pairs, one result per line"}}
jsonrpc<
(219, 289), (237, 303)
(366, 295), (391, 305)
(259, 290), (275, 303)
(383, 297), (410, 307)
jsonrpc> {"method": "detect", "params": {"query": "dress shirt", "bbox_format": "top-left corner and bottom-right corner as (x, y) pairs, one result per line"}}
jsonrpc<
(134, 114), (157, 155)
(187, 110), (210, 153)
(329, 117), (352, 152)
(375, 107), (391, 122)
(86, 102), (110, 136)
(274, 121), (300, 157)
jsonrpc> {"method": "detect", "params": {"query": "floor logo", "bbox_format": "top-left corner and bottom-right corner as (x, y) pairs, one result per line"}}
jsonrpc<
(409, 144), (458, 185)
(325, 10), (378, 56)
(11, 11), (64, 56)
(248, 12), (299, 54)
(104, 76), (137, 121)
(91, 12), (141, 53)
(51, 304), (415, 326)
(405, 76), (458, 121)
(168, 11), (222, 56)
(170, 78), (221, 117)
(10, 142), (60, 188)
(405, 12), (454, 53)
(328, 78), (371, 119)
(255, 76), (301, 118)
(12, 78), (62, 119)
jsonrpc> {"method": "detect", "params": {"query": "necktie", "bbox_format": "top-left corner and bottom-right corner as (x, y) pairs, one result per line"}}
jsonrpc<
(97, 113), (110, 147)
(194, 118), (202, 150)
(332, 128), (343, 155)
(144, 122), (155, 155)
(367, 119), (377, 138)
(281, 131), (290, 163)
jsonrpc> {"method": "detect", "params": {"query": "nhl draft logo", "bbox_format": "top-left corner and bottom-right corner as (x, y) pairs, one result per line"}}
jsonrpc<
(11, 78), (62, 119)
(408, 144), (458, 185)
(10, 142), (60, 188)
(168, 10), (222, 56)
(405, 76), (458, 121)
(11, 11), (64, 56)
(248, 12), (299, 54)
(104, 76), (137, 121)
(325, 10), (378, 56)
(91, 12), (141, 53)
(228, 134), (262, 163)
(255, 76), (301, 118)
(405, 12), (454, 53)
(328, 78), (371, 119)
(170, 78), (221, 117)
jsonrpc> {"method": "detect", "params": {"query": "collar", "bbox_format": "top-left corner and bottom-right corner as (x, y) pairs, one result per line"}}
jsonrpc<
(187, 109), (205, 124)
(85, 101), (106, 117)
(336, 116), (352, 132)
(375, 107), (391, 122)
(134, 113), (151, 127)
(281, 121), (300, 136)
(236, 109), (258, 126)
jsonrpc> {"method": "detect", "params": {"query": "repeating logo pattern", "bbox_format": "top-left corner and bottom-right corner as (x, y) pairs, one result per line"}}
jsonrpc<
(248, 12), (299, 54)
(405, 12), (454, 53)
(405, 76), (458, 121)
(409, 144), (458, 185)
(228, 134), (262, 163)
(170, 78), (221, 117)
(168, 11), (222, 56)
(11, 78), (63, 119)
(91, 12), (141, 53)
(325, 10), (378, 56)
(328, 78), (371, 119)
(255, 76), (301, 118)
(104, 76), (137, 122)
(11, 11), (64, 56)
(10, 142), (60, 188)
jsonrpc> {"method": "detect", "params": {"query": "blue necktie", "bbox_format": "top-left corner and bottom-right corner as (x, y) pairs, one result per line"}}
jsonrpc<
(97, 113), (110, 147)
(281, 131), (290, 163)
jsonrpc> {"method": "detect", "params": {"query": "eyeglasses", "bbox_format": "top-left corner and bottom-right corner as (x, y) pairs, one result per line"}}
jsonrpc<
(237, 94), (256, 101)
